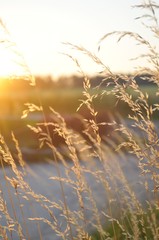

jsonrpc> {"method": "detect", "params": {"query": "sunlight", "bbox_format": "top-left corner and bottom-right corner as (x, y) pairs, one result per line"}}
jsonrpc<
(0, 47), (22, 77)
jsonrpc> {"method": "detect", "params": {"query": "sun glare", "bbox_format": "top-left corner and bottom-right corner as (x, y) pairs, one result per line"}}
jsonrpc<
(0, 47), (22, 78)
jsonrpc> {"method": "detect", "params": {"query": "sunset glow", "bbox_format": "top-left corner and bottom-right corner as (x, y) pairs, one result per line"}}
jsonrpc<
(0, 0), (158, 77)
(0, 0), (143, 76)
(0, 49), (17, 77)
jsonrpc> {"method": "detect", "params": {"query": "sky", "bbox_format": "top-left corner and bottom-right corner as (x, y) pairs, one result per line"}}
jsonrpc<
(0, 0), (158, 78)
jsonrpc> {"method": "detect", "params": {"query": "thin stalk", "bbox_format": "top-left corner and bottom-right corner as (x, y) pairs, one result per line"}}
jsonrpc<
(0, 182), (13, 240)
(0, 155), (23, 240)
(34, 89), (73, 240)
(15, 188), (31, 240)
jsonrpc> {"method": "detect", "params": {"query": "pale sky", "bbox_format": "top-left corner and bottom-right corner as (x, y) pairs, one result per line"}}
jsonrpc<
(0, 0), (158, 78)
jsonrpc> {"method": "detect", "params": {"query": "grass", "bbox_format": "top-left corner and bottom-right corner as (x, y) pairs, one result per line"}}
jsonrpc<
(0, 0), (159, 239)
(91, 206), (159, 240)
(0, 85), (158, 119)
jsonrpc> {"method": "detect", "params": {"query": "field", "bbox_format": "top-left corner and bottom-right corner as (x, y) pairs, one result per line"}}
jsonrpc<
(0, 84), (158, 116)
(0, 81), (159, 238)
(0, 84), (158, 152)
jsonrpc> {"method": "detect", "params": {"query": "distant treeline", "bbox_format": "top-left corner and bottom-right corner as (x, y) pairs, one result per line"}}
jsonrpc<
(0, 73), (156, 92)
(34, 73), (156, 88)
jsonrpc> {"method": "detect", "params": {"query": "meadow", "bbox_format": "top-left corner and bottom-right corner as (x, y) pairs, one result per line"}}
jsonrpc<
(0, 83), (157, 156)
(1, 1), (159, 240)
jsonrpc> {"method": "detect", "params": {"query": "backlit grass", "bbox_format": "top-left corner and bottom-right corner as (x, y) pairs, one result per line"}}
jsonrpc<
(0, 1), (159, 240)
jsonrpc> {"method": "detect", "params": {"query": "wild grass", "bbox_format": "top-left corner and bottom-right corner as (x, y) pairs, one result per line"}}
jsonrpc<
(0, 0), (159, 239)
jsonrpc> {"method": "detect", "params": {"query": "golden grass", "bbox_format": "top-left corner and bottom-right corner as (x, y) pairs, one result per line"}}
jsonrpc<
(0, 1), (159, 239)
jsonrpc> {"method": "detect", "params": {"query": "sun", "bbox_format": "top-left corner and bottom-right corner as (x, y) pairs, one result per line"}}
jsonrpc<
(0, 47), (20, 77)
